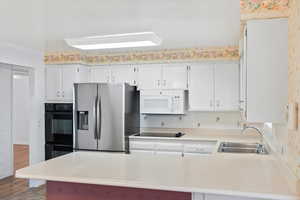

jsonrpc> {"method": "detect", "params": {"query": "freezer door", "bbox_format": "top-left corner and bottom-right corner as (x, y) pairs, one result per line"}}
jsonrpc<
(97, 84), (125, 151)
(74, 83), (98, 151)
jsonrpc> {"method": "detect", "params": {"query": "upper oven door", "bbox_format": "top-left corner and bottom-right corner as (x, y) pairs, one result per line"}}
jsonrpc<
(45, 111), (73, 145)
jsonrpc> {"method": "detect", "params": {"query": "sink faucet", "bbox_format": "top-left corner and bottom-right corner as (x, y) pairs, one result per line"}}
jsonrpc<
(241, 124), (264, 142)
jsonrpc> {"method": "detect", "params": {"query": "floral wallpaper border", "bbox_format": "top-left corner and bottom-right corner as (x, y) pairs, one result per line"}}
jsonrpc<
(44, 46), (239, 65)
(240, 0), (289, 19)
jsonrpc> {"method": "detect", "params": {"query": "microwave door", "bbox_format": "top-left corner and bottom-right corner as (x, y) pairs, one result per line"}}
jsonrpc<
(74, 83), (98, 151)
(97, 84), (124, 151)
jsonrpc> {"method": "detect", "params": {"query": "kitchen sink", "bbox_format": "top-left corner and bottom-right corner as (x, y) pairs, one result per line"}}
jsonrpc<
(218, 142), (269, 155)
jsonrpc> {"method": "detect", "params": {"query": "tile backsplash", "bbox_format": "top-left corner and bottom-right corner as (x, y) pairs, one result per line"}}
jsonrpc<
(140, 112), (242, 129)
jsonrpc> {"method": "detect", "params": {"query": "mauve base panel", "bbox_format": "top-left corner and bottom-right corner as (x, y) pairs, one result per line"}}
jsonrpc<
(47, 181), (191, 200)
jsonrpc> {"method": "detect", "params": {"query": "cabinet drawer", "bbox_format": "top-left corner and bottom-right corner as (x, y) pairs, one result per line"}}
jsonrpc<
(130, 150), (154, 155)
(156, 143), (183, 152)
(130, 141), (155, 150)
(184, 144), (214, 154)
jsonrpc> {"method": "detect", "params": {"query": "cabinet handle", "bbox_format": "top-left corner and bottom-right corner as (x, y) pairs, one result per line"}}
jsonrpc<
(157, 80), (160, 87)
(210, 100), (213, 107)
(216, 100), (220, 107)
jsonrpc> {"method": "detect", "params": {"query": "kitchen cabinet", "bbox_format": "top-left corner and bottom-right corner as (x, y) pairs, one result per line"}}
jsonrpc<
(214, 63), (239, 111)
(90, 66), (110, 83)
(46, 67), (62, 101)
(129, 139), (216, 156)
(138, 64), (162, 89)
(110, 65), (137, 85)
(205, 194), (265, 200)
(188, 62), (239, 112)
(188, 64), (215, 111)
(138, 63), (188, 90)
(61, 67), (78, 101)
(162, 64), (188, 89)
(244, 19), (288, 123)
(46, 65), (90, 102)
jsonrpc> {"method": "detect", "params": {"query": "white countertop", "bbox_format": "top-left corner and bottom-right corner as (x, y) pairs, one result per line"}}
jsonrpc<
(16, 151), (300, 200)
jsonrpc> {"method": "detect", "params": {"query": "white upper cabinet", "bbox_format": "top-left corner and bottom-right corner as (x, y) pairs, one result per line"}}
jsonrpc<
(188, 63), (215, 111)
(61, 67), (78, 101)
(214, 63), (239, 111)
(46, 67), (62, 101)
(245, 19), (288, 123)
(188, 62), (239, 112)
(111, 65), (137, 85)
(138, 63), (188, 90)
(138, 64), (162, 90)
(46, 65), (90, 102)
(90, 66), (110, 83)
(162, 64), (188, 90)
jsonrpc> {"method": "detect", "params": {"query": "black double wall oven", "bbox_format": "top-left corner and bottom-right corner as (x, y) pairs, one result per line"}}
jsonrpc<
(45, 103), (73, 160)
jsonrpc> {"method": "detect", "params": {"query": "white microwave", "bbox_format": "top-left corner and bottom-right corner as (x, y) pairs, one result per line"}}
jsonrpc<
(140, 90), (185, 114)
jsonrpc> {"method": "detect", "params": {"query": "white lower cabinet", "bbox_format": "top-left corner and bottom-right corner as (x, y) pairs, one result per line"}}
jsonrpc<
(129, 139), (216, 156)
(205, 194), (265, 200)
(193, 193), (266, 200)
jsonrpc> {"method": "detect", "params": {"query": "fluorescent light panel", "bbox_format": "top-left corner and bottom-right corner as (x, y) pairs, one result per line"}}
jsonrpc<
(65, 32), (162, 50)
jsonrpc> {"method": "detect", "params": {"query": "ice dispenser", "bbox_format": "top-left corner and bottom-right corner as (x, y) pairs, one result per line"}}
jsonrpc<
(77, 111), (88, 130)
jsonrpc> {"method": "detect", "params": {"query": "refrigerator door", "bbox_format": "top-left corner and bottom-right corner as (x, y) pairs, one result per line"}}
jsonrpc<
(97, 83), (125, 151)
(74, 83), (98, 151)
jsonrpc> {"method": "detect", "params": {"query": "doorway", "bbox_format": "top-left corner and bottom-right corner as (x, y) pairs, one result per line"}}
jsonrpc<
(12, 72), (30, 172)
(0, 67), (33, 199)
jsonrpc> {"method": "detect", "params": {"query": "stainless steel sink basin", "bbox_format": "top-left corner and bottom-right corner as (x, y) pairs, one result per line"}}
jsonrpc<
(218, 142), (269, 155)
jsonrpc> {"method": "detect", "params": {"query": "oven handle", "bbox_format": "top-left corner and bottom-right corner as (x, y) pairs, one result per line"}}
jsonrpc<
(93, 95), (98, 139)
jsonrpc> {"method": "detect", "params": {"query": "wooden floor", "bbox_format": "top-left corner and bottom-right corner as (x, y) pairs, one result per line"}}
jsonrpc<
(0, 144), (33, 199)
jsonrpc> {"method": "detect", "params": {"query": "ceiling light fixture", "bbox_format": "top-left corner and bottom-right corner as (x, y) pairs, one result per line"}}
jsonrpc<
(64, 32), (162, 50)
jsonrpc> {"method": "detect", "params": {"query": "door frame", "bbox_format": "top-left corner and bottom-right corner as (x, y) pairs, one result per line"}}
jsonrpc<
(10, 65), (35, 178)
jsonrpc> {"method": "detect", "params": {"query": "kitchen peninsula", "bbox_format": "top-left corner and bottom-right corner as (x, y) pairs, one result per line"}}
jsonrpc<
(16, 132), (300, 200)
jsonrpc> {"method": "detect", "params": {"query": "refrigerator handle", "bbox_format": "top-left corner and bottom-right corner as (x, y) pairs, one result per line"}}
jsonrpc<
(97, 96), (102, 140)
(93, 96), (98, 139)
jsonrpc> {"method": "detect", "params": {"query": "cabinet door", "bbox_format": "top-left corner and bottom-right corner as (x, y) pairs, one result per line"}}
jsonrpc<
(246, 19), (288, 123)
(188, 64), (214, 111)
(77, 66), (90, 82)
(162, 64), (188, 89)
(205, 194), (264, 200)
(111, 65), (137, 85)
(46, 67), (61, 101)
(214, 63), (239, 111)
(138, 64), (162, 90)
(61, 66), (78, 101)
(90, 66), (110, 83)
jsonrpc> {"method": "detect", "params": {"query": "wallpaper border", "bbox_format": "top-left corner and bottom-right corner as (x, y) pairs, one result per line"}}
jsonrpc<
(44, 46), (239, 65)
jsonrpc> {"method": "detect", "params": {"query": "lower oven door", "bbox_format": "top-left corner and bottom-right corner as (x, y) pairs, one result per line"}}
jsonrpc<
(45, 144), (73, 160)
(45, 112), (73, 145)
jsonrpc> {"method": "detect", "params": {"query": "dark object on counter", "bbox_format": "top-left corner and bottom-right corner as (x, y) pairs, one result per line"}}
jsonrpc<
(45, 103), (73, 160)
(134, 132), (185, 138)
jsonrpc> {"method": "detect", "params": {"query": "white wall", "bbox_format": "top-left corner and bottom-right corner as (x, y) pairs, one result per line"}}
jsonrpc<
(0, 43), (45, 187)
(0, 66), (13, 179)
(12, 74), (30, 145)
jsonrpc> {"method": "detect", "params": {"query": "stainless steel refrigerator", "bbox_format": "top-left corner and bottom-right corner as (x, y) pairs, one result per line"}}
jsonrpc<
(74, 83), (139, 153)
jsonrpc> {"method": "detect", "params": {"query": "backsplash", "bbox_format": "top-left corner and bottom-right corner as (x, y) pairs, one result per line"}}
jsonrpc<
(140, 112), (242, 129)
(44, 46), (239, 65)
